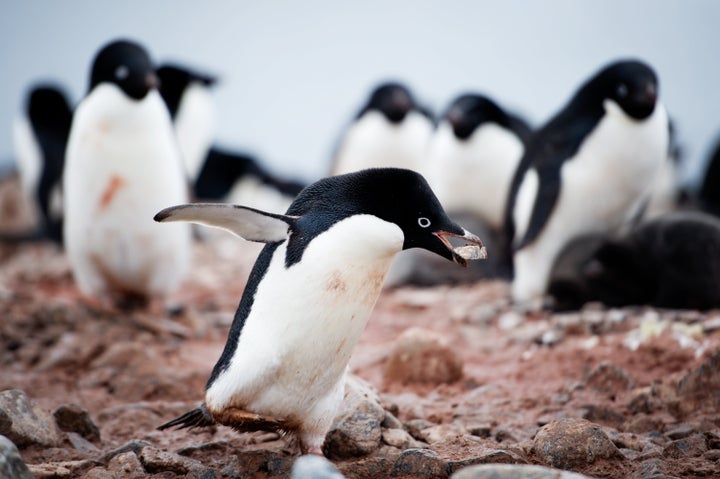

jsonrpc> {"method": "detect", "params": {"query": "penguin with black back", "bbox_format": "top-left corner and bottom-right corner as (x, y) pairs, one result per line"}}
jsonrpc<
(506, 59), (669, 307)
(155, 168), (486, 455)
(63, 39), (192, 308)
(330, 82), (433, 175)
(12, 84), (73, 243)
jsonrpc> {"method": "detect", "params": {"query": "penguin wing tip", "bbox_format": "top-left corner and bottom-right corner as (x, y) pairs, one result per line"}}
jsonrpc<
(154, 205), (183, 223)
(157, 405), (214, 431)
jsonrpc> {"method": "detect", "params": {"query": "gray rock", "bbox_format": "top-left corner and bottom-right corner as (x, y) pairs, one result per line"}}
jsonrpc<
(325, 375), (384, 459)
(67, 432), (100, 453)
(381, 410), (404, 430)
(0, 389), (62, 447)
(533, 418), (621, 469)
(390, 448), (448, 478)
(675, 352), (720, 417)
(0, 435), (34, 479)
(584, 361), (635, 397)
(451, 464), (594, 479)
(662, 433), (708, 458)
(186, 467), (219, 479)
(54, 403), (101, 442)
(107, 450), (144, 477)
(83, 467), (115, 479)
(383, 327), (463, 385)
(138, 446), (206, 474)
(446, 449), (527, 473)
(382, 428), (424, 449)
(291, 455), (346, 479)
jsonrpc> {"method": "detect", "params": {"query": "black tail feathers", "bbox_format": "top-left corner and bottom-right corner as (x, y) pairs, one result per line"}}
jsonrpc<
(157, 403), (215, 430)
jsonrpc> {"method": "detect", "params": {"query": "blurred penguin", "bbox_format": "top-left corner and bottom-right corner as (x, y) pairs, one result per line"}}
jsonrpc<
(330, 82), (433, 175)
(63, 39), (192, 309)
(643, 119), (683, 219)
(506, 59), (670, 308)
(697, 135), (720, 217)
(12, 84), (73, 243)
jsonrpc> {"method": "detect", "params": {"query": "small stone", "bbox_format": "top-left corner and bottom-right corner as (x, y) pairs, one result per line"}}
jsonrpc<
(662, 433), (708, 458)
(0, 435), (34, 479)
(497, 312), (524, 330)
(83, 467), (115, 479)
(675, 352), (720, 417)
(580, 404), (624, 428)
(467, 424), (491, 438)
(186, 466), (219, 479)
(291, 455), (346, 479)
(381, 411), (403, 430)
(391, 448), (447, 478)
(621, 414), (664, 434)
(67, 432), (99, 453)
(405, 419), (436, 441)
(415, 423), (467, 445)
(451, 464), (595, 479)
(139, 446), (205, 474)
(533, 418), (621, 469)
(108, 451), (144, 477)
(584, 361), (635, 397)
(383, 327), (463, 385)
(0, 389), (62, 447)
(54, 403), (101, 442)
(382, 428), (423, 449)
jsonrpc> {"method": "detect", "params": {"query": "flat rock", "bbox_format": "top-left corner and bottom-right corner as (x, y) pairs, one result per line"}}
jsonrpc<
(532, 418), (621, 469)
(138, 445), (207, 474)
(0, 435), (34, 479)
(0, 389), (62, 447)
(383, 327), (463, 385)
(325, 375), (384, 459)
(451, 464), (595, 479)
(107, 450), (145, 477)
(291, 455), (346, 479)
(54, 403), (101, 442)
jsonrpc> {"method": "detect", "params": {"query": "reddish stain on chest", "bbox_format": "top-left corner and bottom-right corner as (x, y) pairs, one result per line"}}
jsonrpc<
(97, 175), (126, 211)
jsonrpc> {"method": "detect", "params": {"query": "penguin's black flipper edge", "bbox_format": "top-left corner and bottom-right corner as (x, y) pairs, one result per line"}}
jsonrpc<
(154, 203), (296, 243)
(157, 403), (215, 430)
(516, 169), (562, 251)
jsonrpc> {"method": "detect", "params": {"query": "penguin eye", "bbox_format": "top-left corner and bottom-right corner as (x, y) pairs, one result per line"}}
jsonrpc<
(115, 65), (129, 80)
(418, 217), (431, 228)
(617, 83), (628, 98)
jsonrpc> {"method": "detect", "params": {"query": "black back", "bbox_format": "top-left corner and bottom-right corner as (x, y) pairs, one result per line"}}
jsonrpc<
(89, 39), (157, 100)
(444, 93), (531, 143)
(504, 60), (661, 253)
(356, 82), (432, 124)
(157, 63), (217, 119)
(699, 136), (720, 216)
(206, 168), (465, 388)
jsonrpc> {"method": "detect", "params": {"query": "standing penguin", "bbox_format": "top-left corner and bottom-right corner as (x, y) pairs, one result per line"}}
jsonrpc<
(63, 39), (192, 307)
(155, 168), (486, 455)
(330, 82), (433, 175)
(156, 63), (218, 183)
(506, 59), (669, 307)
(12, 84), (73, 243)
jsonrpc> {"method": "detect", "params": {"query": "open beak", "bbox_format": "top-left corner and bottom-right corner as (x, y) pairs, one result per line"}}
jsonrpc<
(433, 229), (487, 267)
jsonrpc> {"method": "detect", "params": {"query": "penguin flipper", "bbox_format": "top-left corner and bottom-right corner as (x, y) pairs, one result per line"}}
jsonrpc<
(154, 203), (296, 243)
(515, 168), (562, 251)
(157, 403), (215, 430)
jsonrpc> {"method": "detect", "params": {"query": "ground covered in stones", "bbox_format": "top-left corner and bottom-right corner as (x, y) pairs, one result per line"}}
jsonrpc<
(1, 212), (720, 478)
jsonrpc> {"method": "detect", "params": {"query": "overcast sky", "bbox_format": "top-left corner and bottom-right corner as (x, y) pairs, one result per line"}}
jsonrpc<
(1, 1), (718, 187)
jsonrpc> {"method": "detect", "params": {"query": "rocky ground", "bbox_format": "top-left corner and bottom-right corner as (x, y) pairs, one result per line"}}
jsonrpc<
(1, 179), (719, 478)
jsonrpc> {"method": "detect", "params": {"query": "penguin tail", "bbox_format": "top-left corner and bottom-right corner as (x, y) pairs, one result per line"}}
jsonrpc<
(157, 403), (215, 430)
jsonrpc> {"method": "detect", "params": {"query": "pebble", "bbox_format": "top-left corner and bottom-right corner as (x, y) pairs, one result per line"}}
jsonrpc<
(0, 389), (62, 447)
(382, 428), (424, 449)
(451, 464), (595, 479)
(66, 432), (99, 453)
(138, 446), (208, 474)
(291, 455), (346, 479)
(324, 375), (384, 459)
(497, 311), (524, 331)
(383, 327), (463, 385)
(0, 435), (34, 479)
(107, 451), (145, 477)
(53, 403), (101, 442)
(83, 467), (115, 479)
(532, 418), (621, 469)
(584, 361), (635, 397)
(675, 351), (720, 417)
(662, 433), (708, 458)
(390, 448), (447, 478)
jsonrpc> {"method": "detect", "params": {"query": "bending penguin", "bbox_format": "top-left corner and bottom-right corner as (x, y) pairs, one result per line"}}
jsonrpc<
(155, 168), (487, 455)
(506, 59), (669, 307)
(63, 39), (192, 308)
(330, 82), (433, 175)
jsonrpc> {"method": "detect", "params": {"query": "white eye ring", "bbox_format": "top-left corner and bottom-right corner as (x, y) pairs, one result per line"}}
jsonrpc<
(115, 65), (129, 80)
(617, 83), (628, 98)
(418, 217), (431, 228)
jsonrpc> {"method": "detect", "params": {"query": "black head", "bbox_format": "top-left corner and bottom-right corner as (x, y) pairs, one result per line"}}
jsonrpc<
(287, 168), (483, 265)
(358, 82), (420, 124)
(444, 93), (514, 140)
(574, 59), (659, 120)
(157, 64), (218, 118)
(27, 85), (73, 137)
(89, 39), (157, 100)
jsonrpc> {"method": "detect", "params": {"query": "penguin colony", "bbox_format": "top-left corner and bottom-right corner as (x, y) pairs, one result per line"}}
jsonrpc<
(7, 36), (720, 457)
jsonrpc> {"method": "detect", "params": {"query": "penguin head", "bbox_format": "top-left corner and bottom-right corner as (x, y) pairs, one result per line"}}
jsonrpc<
(290, 168), (485, 266)
(583, 60), (659, 120)
(359, 82), (419, 124)
(444, 94), (512, 140)
(27, 85), (73, 137)
(157, 64), (218, 117)
(89, 39), (158, 101)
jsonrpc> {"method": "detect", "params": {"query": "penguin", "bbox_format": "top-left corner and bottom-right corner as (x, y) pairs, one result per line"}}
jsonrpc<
(156, 63), (218, 182)
(155, 168), (486, 455)
(548, 211), (720, 311)
(63, 39), (192, 307)
(12, 84), (73, 243)
(330, 82), (433, 175)
(506, 59), (670, 307)
(643, 119), (683, 219)
(697, 135), (720, 217)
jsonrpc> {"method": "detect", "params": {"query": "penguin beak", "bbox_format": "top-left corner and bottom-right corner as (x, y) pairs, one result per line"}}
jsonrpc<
(433, 229), (487, 267)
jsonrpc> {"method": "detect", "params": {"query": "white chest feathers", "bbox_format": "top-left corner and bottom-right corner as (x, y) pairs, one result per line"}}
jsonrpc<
(174, 83), (216, 181)
(63, 85), (192, 298)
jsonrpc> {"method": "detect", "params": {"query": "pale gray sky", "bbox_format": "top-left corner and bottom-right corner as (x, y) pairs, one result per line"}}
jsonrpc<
(1, 1), (718, 187)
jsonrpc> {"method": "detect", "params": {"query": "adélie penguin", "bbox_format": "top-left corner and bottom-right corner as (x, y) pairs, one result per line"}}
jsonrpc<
(330, 82), (433, 175)
(506, 59), (669, 307)
(63, 39), (192, 307)
(155, 168), (487, 455)
(12, 84), (73, 244)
